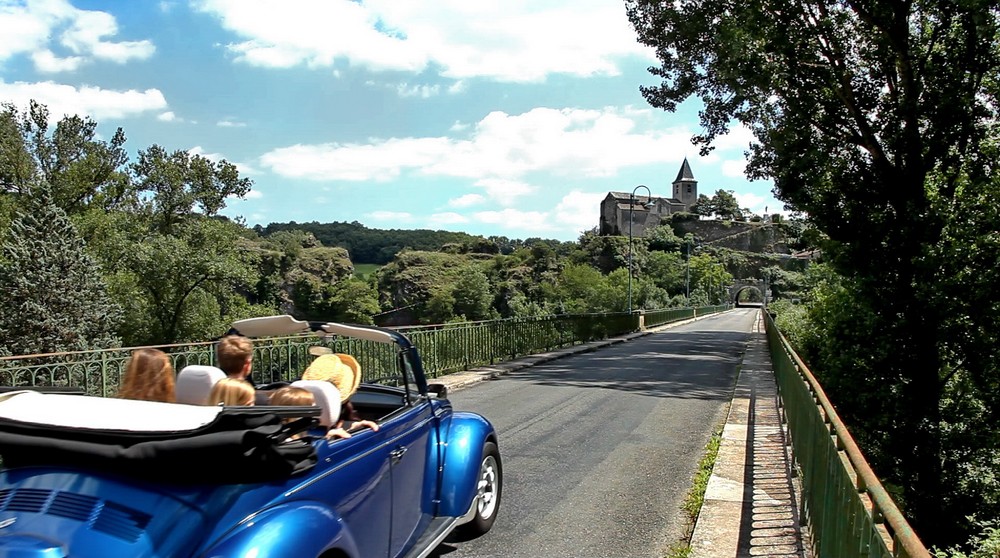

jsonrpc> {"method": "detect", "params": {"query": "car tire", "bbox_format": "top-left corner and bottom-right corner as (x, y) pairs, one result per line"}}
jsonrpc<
(460, 441), (501, 536)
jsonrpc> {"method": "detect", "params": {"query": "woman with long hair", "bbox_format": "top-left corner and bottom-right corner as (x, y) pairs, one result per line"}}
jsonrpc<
(118, 348), (176, 403)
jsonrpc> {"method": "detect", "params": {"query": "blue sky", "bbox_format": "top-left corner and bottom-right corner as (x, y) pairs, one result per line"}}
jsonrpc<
(0, 0), (782, 241)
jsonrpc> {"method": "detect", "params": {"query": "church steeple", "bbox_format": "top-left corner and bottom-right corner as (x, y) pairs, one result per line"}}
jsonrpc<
(674, 158), (695, 182)
(672, 158), (698, 210)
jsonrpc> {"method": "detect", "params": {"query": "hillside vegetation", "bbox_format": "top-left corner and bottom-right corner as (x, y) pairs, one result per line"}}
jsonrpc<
(0, 100), (799, 351)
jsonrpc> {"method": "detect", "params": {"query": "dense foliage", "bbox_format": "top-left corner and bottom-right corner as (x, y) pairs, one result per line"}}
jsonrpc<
(257, 221), (485, 264)
(0, 188), (121, 355)
(1, 101), (759, 352)
(629, 0), (1000, 544)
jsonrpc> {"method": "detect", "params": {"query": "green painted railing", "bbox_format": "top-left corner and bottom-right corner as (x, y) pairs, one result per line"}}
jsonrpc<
(0, 306), (730, 397)
(764, 311), (930, 558)
(643, 305), (729, 328)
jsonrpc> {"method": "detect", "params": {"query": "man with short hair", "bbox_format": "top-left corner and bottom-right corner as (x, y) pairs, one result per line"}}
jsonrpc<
(217, 334), (276, 405)
(216, 334), (254, 382)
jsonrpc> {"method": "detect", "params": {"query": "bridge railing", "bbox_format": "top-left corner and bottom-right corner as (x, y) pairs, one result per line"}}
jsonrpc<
(0, 306), (731, 397)
(763, 311), (930, 558)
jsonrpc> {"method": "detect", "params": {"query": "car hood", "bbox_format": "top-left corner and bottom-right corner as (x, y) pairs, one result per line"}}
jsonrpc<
(0, 467), (285, 558)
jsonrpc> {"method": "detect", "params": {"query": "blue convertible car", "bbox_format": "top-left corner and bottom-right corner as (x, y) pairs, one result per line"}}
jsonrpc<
(0, 316), (502, 557)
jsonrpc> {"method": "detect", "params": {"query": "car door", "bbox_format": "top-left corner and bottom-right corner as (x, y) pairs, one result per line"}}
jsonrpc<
(302, 431), (394, 558)
(386, 398), (436, 557)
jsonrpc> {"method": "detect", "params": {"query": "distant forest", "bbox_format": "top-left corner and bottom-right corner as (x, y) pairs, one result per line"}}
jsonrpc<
(256, 221), (571, 264)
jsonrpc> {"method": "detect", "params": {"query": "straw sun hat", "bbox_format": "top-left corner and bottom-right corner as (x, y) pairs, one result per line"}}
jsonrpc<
(301, 353), (361, 402)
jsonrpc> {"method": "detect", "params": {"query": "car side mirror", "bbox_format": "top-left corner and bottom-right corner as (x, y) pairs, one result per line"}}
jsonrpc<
(427, 383), (448, 399)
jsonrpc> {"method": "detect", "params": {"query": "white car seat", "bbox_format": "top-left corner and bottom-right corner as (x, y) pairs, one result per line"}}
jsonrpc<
(290, 380), (342, 428)
(175, 365), (226, 405)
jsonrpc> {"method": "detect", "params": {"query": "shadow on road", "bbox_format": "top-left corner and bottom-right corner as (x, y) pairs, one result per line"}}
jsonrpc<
(495, 331), (749, 402)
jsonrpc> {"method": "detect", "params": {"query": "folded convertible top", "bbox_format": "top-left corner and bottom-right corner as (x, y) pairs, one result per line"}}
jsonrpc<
(0, 391), (318, 484)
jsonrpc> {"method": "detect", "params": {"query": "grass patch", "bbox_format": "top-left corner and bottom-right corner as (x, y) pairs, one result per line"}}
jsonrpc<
(666, 541), (692, 558)
(353, 263), (381, 279)
(684, 428), (723, 521)
(666, 427), (724, 558)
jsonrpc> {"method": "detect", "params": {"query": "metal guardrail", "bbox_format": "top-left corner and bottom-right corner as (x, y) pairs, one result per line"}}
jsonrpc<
(0, 307), (730, 397)
(763, 310), (930, 558)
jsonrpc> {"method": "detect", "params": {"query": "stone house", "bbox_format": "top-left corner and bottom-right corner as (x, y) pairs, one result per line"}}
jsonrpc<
(599, 159), (699, 236)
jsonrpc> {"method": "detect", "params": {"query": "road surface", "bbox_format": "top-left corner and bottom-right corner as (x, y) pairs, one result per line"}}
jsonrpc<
(431, 308), (759, 558)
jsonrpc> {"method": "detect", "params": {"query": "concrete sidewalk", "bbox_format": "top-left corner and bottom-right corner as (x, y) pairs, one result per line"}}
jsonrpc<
(432, 310), (808, 557)
(690, 313), (808, 557)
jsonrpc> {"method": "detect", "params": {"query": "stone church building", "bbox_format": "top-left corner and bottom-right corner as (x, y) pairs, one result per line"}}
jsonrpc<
(599, 158), (699, 237)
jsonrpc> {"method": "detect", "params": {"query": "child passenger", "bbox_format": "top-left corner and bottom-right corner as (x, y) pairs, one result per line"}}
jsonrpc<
(301, 354), (379, 436)
(269, 386), (315, 407)
(118, 348), (176, 403)
(269, 386), (316, 440)
(208, 378), (255, 406)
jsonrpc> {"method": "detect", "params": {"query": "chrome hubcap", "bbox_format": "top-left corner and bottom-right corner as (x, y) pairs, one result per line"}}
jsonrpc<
(476, 455), (498, 519)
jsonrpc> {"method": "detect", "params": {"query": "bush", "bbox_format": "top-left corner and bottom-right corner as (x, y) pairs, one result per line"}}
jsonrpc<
(934, 520), (1000, 558)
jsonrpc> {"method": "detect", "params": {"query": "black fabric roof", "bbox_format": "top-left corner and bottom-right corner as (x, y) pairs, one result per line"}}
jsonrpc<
(0, 409), (318, 484)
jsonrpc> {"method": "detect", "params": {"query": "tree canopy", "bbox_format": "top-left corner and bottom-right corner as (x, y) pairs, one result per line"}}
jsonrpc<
(692, 189), (744, 220)
(627, 0), (1000, 544)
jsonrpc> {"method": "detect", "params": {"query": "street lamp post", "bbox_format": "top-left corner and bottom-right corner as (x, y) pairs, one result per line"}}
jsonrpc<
(627, 185), (654, 313)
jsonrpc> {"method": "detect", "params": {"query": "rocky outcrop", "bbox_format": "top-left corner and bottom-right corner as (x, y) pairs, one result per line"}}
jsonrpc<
(674, 221), (793, 254)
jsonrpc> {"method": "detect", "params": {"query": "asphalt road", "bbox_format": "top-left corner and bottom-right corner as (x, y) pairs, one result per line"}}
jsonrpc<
(430, 308), (759, 558)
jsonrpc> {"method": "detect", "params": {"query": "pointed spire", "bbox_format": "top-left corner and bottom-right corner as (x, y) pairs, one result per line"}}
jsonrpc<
(674, 158), (695, 182)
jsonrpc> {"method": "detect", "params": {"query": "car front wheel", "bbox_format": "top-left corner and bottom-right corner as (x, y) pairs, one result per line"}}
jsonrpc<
(461, 441), (501, 536)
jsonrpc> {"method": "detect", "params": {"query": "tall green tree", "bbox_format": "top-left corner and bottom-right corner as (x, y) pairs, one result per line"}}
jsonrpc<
(133, 144), (251, 234)
(1, 101), (132, 214)
(452, 268), (495, 321)
(644, 251), (686, 294)
(0, 188), (121, 356)
(627, 0), (1000, 544)
(118, 218), (259, 344)
(709, 190), (743, 221)
(327, 278), (380, 325)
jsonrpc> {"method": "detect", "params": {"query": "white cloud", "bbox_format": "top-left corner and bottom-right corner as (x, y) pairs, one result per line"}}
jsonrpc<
(188, 146), (259, 176)
(260, 106), (693, 182)
(448, 194), (485, 208)
(369, 211), (415, 223)
(0, 80), (167, 121)
(32, 50), (84, 72)
(711, 124), (756, 152)
(217, 119), (247, 127)
(553, 191), (605, 234)
(63, 10), (155, 63)
(188, 146), (221, 160)
(734, 192), (765, 212)
(195, 0), (652, 82)
(428, 212), (469, 225)
(397, 83), (440, 98)
(0, 0), (154, 71)
(721, 159), (747, 178)
(474, 178), (533, 206)
(472, 208), (556, 233)
(158, 111), (178, 122)
(261, 137), (453, 181)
